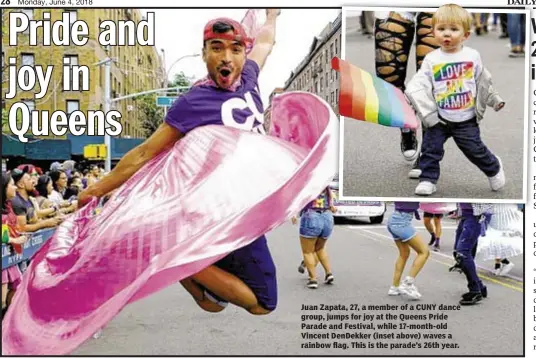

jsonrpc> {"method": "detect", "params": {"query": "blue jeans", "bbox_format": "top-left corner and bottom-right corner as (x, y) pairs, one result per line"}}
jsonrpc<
(419, 118), (500, 184)
(507, 14), (526, 46)
(387, 211), (417, 242)
(454, 216), (485, 293)
(300, 210), (334, 239)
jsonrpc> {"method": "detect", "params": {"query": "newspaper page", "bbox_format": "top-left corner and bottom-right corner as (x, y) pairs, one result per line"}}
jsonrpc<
(0, 0), (529, 356)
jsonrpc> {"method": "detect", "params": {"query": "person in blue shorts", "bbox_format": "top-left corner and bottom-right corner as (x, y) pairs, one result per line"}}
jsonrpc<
(292, 187), (336, 289)
(387, 202), (430, 300)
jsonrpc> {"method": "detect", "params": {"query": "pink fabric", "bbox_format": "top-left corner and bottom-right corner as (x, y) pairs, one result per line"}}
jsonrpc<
(1, 266), (22, 289)
(1, 92), (338, 355)
(241, 9), (264, 54)
(419, 202), (457, 214)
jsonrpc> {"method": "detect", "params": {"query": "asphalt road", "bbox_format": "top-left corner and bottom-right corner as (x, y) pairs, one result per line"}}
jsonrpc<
(341, 16), (526, 201)
(74, 206), (523, 355)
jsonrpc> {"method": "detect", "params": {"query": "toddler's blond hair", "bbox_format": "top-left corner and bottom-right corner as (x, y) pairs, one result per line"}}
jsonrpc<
(432, 4), (473, 33)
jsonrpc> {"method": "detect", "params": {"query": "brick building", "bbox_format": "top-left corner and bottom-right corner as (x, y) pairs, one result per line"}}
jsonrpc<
(283, 12), (341, 114)
(1, 8), (164, 139)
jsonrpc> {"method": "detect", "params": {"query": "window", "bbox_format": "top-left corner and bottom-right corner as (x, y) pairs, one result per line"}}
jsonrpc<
(325, 76), (328, 88)
(21, 9), (33, 20)
(21, 9), (33, 33)
(21, 53), (34, 66)
(330, 43), (334, 60)
(66, 100), (79, 115)
(22, 99), (35, 111)
(320, 77), (323, 91)
(64, 55), (79, 90)
(21, 54), (34, 85)
(335, 38), (338, 54)
(65, 10), (77, 25)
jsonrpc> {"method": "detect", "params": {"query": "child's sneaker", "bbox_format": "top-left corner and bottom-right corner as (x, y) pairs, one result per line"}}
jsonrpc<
(415, 181), (436, 196)
(388, 286), (401, 296)
(307, 279), (318, 289)
(433, 241), (440, 251)
(488, 156), (505, 191)
(408, 156), (422, 179)
(428, 234), (436, 246)
(398, 277), (422, 300)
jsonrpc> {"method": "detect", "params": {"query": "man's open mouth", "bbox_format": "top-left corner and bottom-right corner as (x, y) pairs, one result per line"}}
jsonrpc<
(219, 69), (231, 77)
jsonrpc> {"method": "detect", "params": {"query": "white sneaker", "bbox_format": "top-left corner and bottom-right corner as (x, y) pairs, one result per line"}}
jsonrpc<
(498, 262), (514, 276)
(408, 157), (421, 179)
(493, 268), (501, 276)
(415, 181), (436, 196)
(403, 149), (418, 162)
(388, 286), (401, 296)
(398, 277), (422, 300)
(488, 156), (505, 191)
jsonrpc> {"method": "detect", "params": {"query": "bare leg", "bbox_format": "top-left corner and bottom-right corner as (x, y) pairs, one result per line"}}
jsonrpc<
(314, 238), (332, 275)
(423, 216), (435, 236)
(434, 216), (442, 239)
(415, 13), (440, 71)
(374, 12), (414, 90)
(2, 283), (7, 309)
(180, 278), (225, 313)
(393, 240), (410, 286)
(182, 265), (270, 315)
(406, 234), (431, 278)
(300, 237), (319, 280)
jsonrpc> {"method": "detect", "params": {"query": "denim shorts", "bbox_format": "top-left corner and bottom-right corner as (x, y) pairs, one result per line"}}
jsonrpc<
(387, 211), (417, 242)
(300, 210), (334, 239)
(213, 235), (277, 311)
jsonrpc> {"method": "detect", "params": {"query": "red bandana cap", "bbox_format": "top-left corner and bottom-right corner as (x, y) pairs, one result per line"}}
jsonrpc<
(203, 17), (252, 47)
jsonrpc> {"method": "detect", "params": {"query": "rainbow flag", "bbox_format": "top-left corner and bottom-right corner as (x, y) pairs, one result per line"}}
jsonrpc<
(331, 57), (418, 130)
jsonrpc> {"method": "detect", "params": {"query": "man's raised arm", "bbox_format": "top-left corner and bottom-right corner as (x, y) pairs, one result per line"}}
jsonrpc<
(248, 9), (280, 70)
(79, 123), (183, 203)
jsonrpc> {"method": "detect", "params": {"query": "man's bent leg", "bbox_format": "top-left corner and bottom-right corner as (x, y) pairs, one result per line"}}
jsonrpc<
(180, 277), (226, 313)
(193, 236), (277, 315)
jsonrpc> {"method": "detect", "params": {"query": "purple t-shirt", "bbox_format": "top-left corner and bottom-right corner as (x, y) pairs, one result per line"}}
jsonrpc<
(302, 188), (331, 212)
(165, 59), (265, 134)
(394, 202), (420, 213)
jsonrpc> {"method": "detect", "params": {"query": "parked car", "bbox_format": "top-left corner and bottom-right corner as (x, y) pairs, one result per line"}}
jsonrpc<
(329, 176), (386, 224)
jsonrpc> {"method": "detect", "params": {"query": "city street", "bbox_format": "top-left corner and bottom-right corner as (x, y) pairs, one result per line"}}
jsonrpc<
(74, 206), (523, 356)
(341, 16), (526, 200)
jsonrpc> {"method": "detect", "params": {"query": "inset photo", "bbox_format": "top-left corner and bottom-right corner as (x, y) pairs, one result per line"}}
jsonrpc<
(338, 6), (528, 201)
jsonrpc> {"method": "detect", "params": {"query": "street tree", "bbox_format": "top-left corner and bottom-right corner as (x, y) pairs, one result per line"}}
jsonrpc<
(139, 72), (192, 137)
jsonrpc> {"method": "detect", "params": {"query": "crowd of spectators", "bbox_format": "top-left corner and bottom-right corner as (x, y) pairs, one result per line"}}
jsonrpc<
(1, 161), (105, 319)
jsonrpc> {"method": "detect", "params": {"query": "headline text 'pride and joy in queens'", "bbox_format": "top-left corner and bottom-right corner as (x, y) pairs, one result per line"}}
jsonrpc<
(4, 11), (155, 142)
